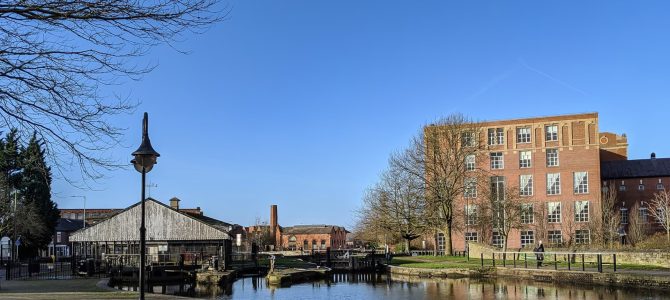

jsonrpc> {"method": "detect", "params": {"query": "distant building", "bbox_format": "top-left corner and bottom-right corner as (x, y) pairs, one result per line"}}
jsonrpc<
(69, 198), (244, 263)
(245, 205), (349, 251)
(601, 153), (670, 234)
(45, 218), (85, 257)
(60, 197), (203, 226)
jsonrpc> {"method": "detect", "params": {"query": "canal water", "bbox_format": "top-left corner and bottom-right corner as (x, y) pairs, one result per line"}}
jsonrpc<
(144, 272), (670, 300)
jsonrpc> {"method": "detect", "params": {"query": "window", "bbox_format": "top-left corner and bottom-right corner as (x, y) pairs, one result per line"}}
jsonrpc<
(521, 204), (534, 224)
(516, 127), (531, 143)
(575, 201), (589, 222)
(464, 178), (477, 198)
(321, 240), (327, 250)
(545, 125), (558, 141)
(466, 205), (477, 225)
(547, 173), (561, 195)
(520, 175), (533, 196)
(465, 232), (478, 242)
(619, 184), (626, 192)
(548, 230), (563, 245)
(437, 233), (445, 252)
(520, 231), (535, 247)
(575, 230), (590, 244)
(462, 132), (476, 147)
(490, 176), (506, 201)
(303, 240), (309, 250)
(465, 154), (475, 171)
(312, 240), (318, 250)
(620, 208), (629, 224)
(56, 232), (62, 243)
(638, 184), (645, 191)
(519, 151), (531, 168)
(573, 172), (588, 194)
(546, 149), (559, 167)
(490, 152), (504, 169)
(488, 128), (504, 145)
(288, 236), (297, 250)
(492, 232), (503, 248)
(657, 183), (665, 190)
(548, 202), (561, 223)
(639, 207), (648, 223)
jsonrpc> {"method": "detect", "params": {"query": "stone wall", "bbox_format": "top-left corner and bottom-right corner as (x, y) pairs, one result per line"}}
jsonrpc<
(467, 242), (670, 268)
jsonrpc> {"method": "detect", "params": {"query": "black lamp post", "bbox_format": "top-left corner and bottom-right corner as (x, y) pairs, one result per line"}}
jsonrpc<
(131, 112), (160, 300)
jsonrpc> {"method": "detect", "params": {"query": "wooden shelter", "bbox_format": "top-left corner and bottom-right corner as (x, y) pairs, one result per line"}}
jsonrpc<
(69, 198), (244, 265)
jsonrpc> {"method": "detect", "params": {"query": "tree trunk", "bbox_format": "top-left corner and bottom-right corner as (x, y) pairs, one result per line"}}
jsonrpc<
(503, 235), (508, 253)
(405, 238), (411, 255)
(433, 232), (438, 256)
(444, 225), (453, 256)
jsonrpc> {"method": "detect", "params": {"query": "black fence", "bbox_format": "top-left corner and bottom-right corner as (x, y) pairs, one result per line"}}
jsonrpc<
(2, 255), (105, 280)
(489, 251), (618, 273)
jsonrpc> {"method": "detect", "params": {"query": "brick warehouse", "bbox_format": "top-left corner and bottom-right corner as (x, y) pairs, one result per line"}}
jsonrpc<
(431, 112), (643, 252)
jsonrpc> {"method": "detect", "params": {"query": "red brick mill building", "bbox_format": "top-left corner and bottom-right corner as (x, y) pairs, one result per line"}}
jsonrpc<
(245, 205), (348, 252)
(427, 112), (668, 253)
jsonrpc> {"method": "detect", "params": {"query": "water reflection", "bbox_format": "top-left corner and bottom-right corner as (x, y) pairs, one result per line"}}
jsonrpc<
(120, 272), (669, 299)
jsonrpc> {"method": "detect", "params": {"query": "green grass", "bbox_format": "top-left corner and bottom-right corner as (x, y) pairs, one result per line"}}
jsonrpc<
(390, 255), (670, 272)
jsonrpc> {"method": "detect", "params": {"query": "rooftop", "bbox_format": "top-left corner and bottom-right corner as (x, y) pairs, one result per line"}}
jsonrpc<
(601, 155), (670, 179)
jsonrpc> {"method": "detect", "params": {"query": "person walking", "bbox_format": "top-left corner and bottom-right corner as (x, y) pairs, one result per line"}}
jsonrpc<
(534, 240), (545, 268)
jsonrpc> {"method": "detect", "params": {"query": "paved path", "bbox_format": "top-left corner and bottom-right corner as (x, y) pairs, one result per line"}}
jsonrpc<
(0, 278), (190, 299)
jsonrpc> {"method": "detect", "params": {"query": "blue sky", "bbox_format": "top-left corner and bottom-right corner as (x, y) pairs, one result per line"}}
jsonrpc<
(54, 1), (670, 229)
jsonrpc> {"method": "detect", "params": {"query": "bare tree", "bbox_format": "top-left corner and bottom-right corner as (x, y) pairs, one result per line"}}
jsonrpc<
(649, 190), (670, 242)
(359, 152), (430, 254)
(393, 113), (485, 255)
(485, 182), (528, 252)
(0, 1), (227, 181)
(627, 202), (650, 246)
(592, 181), (622, 248)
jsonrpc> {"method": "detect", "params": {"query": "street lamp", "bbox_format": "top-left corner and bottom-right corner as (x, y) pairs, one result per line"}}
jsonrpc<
(131, 112), (160, 300)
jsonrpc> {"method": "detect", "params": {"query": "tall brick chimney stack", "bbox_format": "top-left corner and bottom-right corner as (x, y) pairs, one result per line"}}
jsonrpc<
(169, 197), (180, 210)
(270, 205), (278, 248)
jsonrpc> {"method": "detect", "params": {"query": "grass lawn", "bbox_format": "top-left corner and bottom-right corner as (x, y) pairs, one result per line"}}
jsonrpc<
(390, 255), (670, 272)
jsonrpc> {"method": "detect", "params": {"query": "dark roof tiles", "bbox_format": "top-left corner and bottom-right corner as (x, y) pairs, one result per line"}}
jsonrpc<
(601, 158), (670, 180)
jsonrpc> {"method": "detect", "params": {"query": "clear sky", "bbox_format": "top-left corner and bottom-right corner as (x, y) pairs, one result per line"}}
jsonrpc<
(54, 1), (670, 229)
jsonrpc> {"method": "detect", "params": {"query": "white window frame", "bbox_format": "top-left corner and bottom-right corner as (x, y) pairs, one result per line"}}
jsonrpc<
(464, 178), (477, 198)
(639, 207), (649, 223)
(492, 231), (503, 248)
(573, 172), (589, 194)
(520, 230), (535, 247)
(465, 232), (478, 242)
(548, 202), (561, 223)
(465, 154), (476, 171)
(521, 203), (534, 224)
(547, 173), (561, 195)
(575, 229), (590, 244)
(516, 127), (531, 143)
(546, 148), (559, 167)
(465, 204), (477, 225)
(490, 152), (504, 170)
(545, 125), (558, 141)
(620, 208), (629, 224)
(575, 200), (589, 222)
(496, 128), (504, 145)
(520, 174), (533, 196)
(462, 131), (476, 147)
(548, 230), (562, 245)
(519, 150), (532, 168)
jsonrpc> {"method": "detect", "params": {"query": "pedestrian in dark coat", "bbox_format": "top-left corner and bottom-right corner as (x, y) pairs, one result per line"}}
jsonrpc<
(534, 240), (545, 267)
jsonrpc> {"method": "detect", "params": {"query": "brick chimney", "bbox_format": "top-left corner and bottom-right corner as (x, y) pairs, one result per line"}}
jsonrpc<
(270, 205), (278, 248)
(169, 197), (180, 210)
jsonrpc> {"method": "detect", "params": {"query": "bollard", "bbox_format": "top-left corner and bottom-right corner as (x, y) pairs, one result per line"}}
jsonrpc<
(493, 253), (496, 267)
(613, 254), (617, 272)
(480, 253), (484, 267)
(503, 253), (506, 267)
(568, 254), (571, 271)
(582, 254), (585, 271)
(597, 254), (602, 273)
(524, 253), (527, 268)
(513, 253), (516, 268)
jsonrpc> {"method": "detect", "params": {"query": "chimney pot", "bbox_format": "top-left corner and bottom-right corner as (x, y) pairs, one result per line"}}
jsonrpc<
(169, 197), (180, 210)
(651, 152), (656, 159)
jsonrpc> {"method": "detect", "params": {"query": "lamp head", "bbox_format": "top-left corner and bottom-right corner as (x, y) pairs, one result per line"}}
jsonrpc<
(131, 112), (160, 173)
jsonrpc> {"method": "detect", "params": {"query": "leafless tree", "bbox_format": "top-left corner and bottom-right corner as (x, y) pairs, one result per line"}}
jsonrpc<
(0, 0), (227, 182)
(649, 190), (670, 242)
(627, 202), (651, 246)
(359, 152), (430, 254)
(483, 182), (529, 252)
(393, 113), (485, 255)
(591, 181), (622, 248)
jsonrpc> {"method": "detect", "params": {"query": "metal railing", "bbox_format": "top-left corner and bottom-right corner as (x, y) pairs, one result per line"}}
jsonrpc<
(485, 251), (618, 273)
